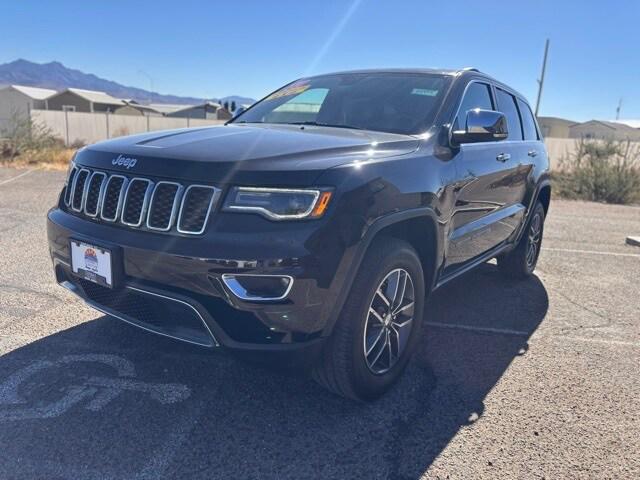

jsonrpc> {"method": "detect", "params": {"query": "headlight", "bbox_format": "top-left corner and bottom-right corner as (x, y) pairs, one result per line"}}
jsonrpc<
(223, 187), (333, 220)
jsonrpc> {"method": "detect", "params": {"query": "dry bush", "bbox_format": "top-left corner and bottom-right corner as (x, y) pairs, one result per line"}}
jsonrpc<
(0, 110), (74, 170)
(112, 126), (130, 138)
(0, 109), (61, 161)
(554, 138), (640, 204)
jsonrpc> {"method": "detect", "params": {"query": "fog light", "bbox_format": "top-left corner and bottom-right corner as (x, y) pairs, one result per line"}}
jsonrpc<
(222, 274), (293, 301)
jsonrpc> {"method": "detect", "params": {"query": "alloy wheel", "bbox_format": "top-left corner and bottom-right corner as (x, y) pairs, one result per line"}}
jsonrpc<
(363, 268), (415, 375)
(526, 212), (542, 268)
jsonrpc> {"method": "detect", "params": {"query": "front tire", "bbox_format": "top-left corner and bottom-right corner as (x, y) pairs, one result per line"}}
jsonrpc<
(313, 238), (425, 401)
(497, 201), (546, 279)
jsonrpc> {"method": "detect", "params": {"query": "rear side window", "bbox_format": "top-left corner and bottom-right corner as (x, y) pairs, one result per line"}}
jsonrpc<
(495, 89), (523, 141)
(453, 82), (494, 131)
(517, 98), (539, 140)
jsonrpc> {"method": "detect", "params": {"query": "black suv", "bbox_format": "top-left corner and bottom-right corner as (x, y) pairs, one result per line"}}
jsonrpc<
(47, 68), (550, 400)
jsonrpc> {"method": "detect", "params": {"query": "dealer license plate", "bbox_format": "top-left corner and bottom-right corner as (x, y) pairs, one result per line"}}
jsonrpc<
(70, 240), (113, 288)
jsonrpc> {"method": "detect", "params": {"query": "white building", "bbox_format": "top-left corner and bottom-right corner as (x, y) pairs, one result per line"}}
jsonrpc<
(0, 84), (57, 128)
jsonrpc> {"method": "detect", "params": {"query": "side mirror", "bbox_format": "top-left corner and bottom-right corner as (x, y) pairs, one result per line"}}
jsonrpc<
(451, 109), (508, 145)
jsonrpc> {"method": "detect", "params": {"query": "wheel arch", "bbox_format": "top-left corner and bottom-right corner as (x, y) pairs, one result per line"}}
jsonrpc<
(323, 208), (442, 336)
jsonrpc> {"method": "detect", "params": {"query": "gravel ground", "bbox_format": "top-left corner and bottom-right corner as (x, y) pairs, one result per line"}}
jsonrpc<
(0, 166), (638, 479)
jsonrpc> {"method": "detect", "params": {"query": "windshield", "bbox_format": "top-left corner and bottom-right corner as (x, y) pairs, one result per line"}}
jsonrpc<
(232, 72), (451, 135)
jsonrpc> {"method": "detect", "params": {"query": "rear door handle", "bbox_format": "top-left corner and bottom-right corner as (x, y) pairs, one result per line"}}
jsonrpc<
(528, 150), (538, 157)
(496, 153), (511, 162)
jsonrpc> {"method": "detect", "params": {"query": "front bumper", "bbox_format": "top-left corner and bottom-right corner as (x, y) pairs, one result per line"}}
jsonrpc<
(47, 207), (346, 354)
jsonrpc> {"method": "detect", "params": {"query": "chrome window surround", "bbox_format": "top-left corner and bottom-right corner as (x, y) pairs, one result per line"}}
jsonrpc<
(99, 175), (129, 222)
(176, 185), (221, 235)
(221, 273), (294, 302)
(224, 186), (321, 220)
(84, 171), (107, 217)
(146, 181), (184, 232)
(70, 168), (91, 212)
(121, 178), (154, 227)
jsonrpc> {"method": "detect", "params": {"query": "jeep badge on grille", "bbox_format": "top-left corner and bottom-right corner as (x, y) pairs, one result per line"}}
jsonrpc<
(112, 154), (137, 169)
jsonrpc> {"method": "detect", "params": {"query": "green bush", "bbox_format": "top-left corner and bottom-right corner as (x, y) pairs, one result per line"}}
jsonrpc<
(554, 138), (640, 204)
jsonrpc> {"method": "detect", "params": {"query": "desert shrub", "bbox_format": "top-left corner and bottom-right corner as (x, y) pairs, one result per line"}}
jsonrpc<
(0, 109), (61, 161)
(554, 138), (640, 204)
(69, 138), (87, 149)
(112, 126), (130, 138)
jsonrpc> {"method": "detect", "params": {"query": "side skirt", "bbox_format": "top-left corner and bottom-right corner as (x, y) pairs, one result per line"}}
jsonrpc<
(434, 241), (512, 290)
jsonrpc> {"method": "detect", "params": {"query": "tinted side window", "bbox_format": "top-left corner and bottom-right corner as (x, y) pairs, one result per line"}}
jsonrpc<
(517, 98), (539, 140)
(453, 82), (493, 130)
(495, 89), (523, 140)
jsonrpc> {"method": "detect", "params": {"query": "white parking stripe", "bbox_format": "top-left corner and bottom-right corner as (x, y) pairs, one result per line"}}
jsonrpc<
(561, 336), (639, 348)
(543, 247), (640, 258)
(0, 169), (35, 186)
(426, 321), (640, 348)
(425, 321), (529, 337)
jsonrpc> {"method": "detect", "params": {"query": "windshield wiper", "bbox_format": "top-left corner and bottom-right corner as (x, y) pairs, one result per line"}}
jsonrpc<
(287, 121), (365, 131)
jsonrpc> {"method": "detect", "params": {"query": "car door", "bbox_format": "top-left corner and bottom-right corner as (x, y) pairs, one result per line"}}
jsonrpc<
(516, 96), (546, 207)
(445, 83), (527, 274)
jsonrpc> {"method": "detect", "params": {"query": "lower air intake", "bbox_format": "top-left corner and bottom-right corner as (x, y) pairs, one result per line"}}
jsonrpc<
(76, 278), (217, 347)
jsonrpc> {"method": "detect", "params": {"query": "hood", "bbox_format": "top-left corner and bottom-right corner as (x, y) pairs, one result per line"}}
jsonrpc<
(75, 124), (419, 186)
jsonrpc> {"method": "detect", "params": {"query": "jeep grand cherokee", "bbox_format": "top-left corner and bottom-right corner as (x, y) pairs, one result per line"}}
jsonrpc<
(47, 68), (550, 400)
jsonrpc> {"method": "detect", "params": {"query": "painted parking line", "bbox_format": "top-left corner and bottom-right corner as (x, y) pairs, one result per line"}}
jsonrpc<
(561, 336), (640, 348)
(425, 321), (529, 337)
(0, 169), (36, 186)
(543, 247), (640, 258)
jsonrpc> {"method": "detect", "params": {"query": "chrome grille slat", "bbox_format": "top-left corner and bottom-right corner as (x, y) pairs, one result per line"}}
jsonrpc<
(121, 178), (154, 227)
(64, 167), (217, 235)
(146, 182), (183, 231)
(100, 175), (128, 222)
(63, 166), (78, 206)
(177, 185), (219, 235)
(71, 169), (90, 212)
(84, 172), (107, 217)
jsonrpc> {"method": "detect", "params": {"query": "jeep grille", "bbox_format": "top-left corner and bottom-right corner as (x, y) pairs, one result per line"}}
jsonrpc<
(63, 166), (219, 235)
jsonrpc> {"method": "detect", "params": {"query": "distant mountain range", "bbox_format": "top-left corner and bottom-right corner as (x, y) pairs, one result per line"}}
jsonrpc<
(0, 59), (256, 106)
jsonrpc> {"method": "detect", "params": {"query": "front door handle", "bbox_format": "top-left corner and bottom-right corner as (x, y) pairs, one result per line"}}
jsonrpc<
(528, 150), (538, 157)
(496, 153), (511, 162)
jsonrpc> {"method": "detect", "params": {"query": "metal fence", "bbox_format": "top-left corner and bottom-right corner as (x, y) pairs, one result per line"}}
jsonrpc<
(30, 109), (225, 146)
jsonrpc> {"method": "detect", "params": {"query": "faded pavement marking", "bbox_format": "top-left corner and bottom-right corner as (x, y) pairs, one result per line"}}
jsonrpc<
(0, 353), (190, 421)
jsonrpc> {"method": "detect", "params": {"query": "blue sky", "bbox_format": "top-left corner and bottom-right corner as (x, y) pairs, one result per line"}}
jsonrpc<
(1, 0), (638, 121)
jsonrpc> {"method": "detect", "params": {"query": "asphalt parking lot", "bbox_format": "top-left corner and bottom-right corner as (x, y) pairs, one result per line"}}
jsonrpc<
(0, 166), (638, 479)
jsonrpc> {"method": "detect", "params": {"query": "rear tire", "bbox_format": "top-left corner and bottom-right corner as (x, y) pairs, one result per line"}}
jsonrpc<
(497, 201), (545, 279)
(313, 238), (425, 401)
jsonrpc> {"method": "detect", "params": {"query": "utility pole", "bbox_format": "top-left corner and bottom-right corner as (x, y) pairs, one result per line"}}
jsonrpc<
(615, 98), (623, 120)
(534, 38), (550, 117)
(138, 70), (154, 104)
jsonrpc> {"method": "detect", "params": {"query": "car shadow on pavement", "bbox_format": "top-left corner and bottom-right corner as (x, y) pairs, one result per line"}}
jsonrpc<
(0, 263), (548, 479)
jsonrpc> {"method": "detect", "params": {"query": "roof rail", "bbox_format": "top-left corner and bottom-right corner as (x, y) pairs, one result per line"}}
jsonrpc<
(461, 67), (480, 72)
